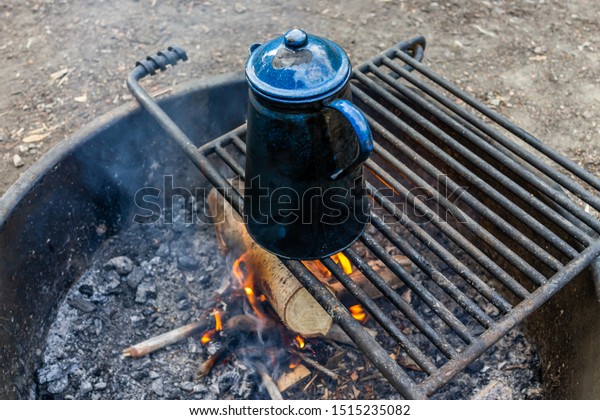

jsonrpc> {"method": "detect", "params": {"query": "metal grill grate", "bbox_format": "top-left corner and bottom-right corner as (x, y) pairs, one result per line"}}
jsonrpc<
(128, 37), (600, 399)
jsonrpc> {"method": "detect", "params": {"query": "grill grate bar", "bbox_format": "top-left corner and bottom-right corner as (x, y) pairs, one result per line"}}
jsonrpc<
(366, 159), (548, 286)
(320, 257), (438, 373)
(369, 212), (513, 313)
(353, 72), (597, 244)
(351, 83), (591, 251)
(418, 239), (600, 396)
(214, 145), (245, 177)
(370, 124), (567, 271)
(343, 247), (458, 358)
(380, 56), (600, 213)
(282, 258), (425, 399)
(367, 183), (532, 300)
(391, 50), (600, 197)
(369, 204), (497, 327)
(375, 57), (600, 231)
(360, 102), (580, 263)
(362, 107), (579, 261)
(368, 143), (556, 283)
(369, 212), (505, 321)
(360, 232), (475, 343)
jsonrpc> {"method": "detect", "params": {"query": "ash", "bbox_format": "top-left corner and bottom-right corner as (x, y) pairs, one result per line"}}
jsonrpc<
(37, 196), (262, 399)
(38, 197), (543, 400)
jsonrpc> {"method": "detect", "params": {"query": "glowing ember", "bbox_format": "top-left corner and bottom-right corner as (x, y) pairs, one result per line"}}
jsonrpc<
(289, 357), (300, 369)
(201, 329), (216, 344)
(294, 335), (305, 349)
(349, 304), (367, 322)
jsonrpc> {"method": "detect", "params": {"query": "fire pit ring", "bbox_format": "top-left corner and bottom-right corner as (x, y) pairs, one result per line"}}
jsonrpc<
(1, 68), (599, 399)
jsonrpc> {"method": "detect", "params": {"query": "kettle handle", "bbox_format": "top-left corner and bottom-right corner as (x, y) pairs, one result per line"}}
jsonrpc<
(325, 99), (374, 180)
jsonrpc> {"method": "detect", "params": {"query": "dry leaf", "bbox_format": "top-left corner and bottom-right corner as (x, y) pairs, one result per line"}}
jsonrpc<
(350, 371), (358, 382)
(398, 355), (423, 371)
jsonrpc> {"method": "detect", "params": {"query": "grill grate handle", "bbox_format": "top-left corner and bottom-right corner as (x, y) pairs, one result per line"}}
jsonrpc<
(134, 46), (188, 76)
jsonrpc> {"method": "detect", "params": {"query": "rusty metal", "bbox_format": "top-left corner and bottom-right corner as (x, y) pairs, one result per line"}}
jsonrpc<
(128, 37), (600, 398)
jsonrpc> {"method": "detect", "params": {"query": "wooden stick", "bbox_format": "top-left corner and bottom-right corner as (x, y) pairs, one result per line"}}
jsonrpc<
(256, 364), (283, 400)
(289, 350), (339, 381)
(197, 350), (223, 378)
(122, 320), (209, 358)
(302, 374), (318, 392)
(196, 338), (234, 379)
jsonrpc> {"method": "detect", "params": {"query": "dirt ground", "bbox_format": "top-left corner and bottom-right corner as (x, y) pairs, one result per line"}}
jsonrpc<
(1, 0), (599, 194)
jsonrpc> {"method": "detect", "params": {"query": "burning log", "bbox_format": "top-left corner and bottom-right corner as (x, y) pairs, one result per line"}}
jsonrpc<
(317, 256), (412, 304)
(209, 182), (333, 337)
(208, 180), (413, 337)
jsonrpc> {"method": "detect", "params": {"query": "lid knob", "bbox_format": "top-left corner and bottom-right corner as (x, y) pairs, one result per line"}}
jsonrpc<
(284, 29), (308, 48)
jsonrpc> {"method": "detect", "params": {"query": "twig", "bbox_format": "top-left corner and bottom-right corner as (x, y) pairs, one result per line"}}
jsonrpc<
(197, 348), (225, 378)
(302, 374), (318, 392)
(122, 319), (209, 358)
(197, 336), (235, 378)
(289, 349), (339, 381)
(256, 364), (283, 400)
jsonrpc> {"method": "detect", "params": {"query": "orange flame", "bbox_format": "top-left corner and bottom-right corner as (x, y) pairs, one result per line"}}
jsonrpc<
(302, 252), (353, 279)
(349, 304), (367, 322)
(232, 252), (266, 320)
(201, 329), (216, 345)
(332, 252), (353, 275)
(213, 309), (222, 331)
(294, 335), (305, 349)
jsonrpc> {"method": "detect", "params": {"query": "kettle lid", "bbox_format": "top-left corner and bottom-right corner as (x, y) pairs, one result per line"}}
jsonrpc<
(246, 29), (351, 103)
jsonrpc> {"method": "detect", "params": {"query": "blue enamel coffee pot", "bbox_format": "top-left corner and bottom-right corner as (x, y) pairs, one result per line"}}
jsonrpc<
(243, 29), (373, 260)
